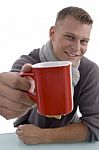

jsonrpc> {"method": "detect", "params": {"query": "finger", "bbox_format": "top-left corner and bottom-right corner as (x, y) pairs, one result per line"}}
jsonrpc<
(0, 95), (31, 111)
(0, 85), (34, 106)
(0, 72), (31, 91)
(18, 135), (22, 140)
(0, 106), (26, 119)
(16, 129), (22, 136)
(22, 63), (32, 72)
(17, 125), (24, 129)
(16, 125), (24, 137)
(16, 133), (23, 142)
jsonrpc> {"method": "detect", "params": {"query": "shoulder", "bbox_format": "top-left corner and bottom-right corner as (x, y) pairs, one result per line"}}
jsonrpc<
(21, 48), (41, 64)
(11, 48), (41, 72)
(75, 56), (99, 94)
(29, 48), (40, 56)
(79, 56), (99, 76)
(80, 56), (98, 68)
(77, 56), (99, 93)
(28, 48), (40, 62)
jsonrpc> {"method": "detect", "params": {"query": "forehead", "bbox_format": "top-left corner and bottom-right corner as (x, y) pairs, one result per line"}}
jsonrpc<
(55, 17), (92, 38)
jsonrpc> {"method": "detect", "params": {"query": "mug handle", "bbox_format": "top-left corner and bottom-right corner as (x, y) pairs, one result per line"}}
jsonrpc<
(19, 71), (37, 103)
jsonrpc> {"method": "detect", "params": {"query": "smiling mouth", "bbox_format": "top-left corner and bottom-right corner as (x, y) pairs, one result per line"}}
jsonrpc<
(64, 51), (81, 57)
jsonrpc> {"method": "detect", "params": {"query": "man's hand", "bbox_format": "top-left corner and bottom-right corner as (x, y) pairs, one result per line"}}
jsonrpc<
(0, 64), (34, 119)
(16, 124), (48, 145)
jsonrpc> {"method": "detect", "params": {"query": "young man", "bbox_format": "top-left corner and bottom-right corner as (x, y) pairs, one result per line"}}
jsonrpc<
(0, 6), (99, 144)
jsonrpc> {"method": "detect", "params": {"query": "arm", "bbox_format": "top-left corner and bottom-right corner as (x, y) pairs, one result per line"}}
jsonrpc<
(45, 122), (90, 143)
(48, 122), (90, 143)
(0, 49), (40, 119)
(77, 59), (99, 141)
(16, 122), (90, 144)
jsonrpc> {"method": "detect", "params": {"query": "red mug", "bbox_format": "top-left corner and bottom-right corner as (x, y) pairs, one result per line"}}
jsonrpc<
(20, 61), (73, 115)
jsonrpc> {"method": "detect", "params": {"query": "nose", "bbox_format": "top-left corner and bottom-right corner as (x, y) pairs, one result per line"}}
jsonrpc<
(71, 40), (81, 52)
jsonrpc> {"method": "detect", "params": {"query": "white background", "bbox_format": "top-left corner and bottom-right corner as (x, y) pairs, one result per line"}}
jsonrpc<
(0, 0), (99, 133)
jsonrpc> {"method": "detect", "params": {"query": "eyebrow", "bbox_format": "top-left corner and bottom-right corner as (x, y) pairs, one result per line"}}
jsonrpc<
(64, 32), (90, 41)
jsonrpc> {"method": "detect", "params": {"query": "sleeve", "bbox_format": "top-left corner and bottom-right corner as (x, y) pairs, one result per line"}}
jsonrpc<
(13, 108), (33, 127)
(11, 49), (40, 72)
(78, 64), (99, 141)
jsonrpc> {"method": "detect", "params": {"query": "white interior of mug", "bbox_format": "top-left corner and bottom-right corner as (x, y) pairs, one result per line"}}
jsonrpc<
(32, 61), (72, 68)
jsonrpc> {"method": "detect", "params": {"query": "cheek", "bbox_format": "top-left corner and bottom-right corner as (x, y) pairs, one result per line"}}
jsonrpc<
(52, 41), (61, 53)
(81, 47), (87, 55)
(53, 47), (61, 59)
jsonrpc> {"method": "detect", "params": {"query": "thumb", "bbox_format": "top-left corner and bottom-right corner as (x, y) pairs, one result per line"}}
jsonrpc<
(21, 63), (35, 94)
(21, 63), (32, 72)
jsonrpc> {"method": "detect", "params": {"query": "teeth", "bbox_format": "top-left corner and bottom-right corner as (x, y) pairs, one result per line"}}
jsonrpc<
(69, 53), (76, 56)
(65, 51), (78, 57)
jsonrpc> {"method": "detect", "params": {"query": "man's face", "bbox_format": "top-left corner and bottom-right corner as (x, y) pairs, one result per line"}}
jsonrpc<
(49, 16), (92, 65)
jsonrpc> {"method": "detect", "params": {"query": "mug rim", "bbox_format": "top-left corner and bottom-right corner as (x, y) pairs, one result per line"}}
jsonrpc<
(32, 61), (72, 68)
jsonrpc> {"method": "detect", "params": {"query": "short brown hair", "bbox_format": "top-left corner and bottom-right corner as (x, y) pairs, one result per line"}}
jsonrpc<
(55, 6), (93, 25)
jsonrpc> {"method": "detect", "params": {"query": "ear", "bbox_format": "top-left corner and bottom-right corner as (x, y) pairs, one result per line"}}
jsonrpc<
(49, 26), (55, 41)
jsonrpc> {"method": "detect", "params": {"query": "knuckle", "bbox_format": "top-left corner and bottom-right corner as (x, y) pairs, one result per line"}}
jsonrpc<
(18, 103), (28, 111)
(0, 72), (5, 79)
(15, 90), (25, 101)
(12, 77), (21, 88)
(23, 139), (27, 144)
(18, 75), (29, 89)
(18, 93), (27, 102)
(1, 108), (20, 120)
(2, 111), (13, 120)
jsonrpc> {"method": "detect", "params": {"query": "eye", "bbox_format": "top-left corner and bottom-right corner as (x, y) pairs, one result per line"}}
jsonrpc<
(80, 39), (89, 46)
(64, 35), (75, 41)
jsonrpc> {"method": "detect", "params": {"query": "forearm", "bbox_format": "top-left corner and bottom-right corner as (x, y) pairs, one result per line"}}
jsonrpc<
(44, 122), (90, 143)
